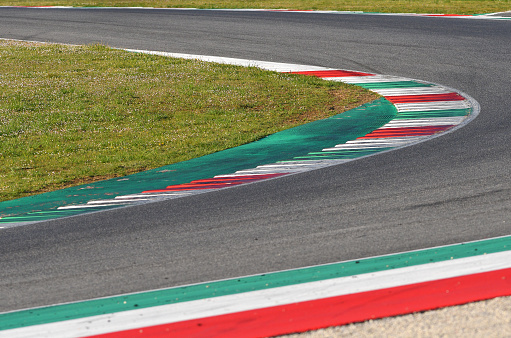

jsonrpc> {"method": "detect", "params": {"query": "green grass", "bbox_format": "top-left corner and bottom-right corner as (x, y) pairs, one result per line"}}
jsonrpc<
(1, 0), (510, 14)
(0, 40), (377, 202)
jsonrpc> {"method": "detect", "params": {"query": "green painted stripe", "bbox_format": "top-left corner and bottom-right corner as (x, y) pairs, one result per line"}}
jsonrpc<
(395, 109), (471, 119)
(1, 235), (510, 331)
(356, 81), (433, 89)
(0, 98), (397, 223)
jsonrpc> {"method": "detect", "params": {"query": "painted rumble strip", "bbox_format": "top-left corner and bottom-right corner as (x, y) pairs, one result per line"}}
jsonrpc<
(0, 50), (478, 225)
(1, 235), (510, 337)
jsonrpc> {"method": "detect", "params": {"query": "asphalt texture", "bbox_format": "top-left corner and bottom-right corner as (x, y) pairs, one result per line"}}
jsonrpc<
(1, 9), (510, 311)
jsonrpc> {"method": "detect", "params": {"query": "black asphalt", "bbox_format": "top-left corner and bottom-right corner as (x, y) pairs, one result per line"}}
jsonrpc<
(1, 9), (510, 311)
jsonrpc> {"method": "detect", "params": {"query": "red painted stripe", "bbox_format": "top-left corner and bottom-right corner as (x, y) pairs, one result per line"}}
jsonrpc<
(217, 173), (289, 179)
(173, 182), (243, 188)
(87, 268), (511, 338)
(290, 70), (374, 77)
(190, 173), (288, 184)
(142, 173), (288, 193)
(358, 125), (453, 138)
(385, 93), (465, 104)
(424, 14), (472, 17)
(143, 183), (243, 192)
(181, 178), (261, 185)
(186, 179), (256, 185)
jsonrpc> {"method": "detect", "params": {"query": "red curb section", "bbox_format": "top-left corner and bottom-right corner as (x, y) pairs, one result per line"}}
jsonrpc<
(143, 173), (288, 193)
(386, 93), (465, 104)
(358, 125), (454, 138)
(423, 14), (473, 17)
(290, 70), (374, 77)
(86, 267), (511, 338)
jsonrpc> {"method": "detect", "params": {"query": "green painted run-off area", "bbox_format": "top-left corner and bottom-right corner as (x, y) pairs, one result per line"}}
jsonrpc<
(0, 98), (396, 223)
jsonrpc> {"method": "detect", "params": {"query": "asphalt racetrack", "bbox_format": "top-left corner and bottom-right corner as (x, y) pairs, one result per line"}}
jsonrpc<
(1, 8), (510, 314)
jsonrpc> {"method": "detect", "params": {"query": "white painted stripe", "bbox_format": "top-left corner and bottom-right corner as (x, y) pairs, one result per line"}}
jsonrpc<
(233, 159), (354, 174)
(58, 195), (195, 209)
(322, 145), (392, 151)
(86, 200), (142, 205)
(123, 49), (334, 73)
(345, 136), (427, 144)
(222, 160), (352, 176)
(115, 193), (192, 199)
(380, 121), (455, 128)
(3, 251), (510, 338)
(235, 160), (344, 175)
(323, 143), (399, 150)
(212, 174), (283, 178)
(395, 100), (471, 112)
(256, 164), (329, 170)
(373, 86), (452, 96)
(395, 117), (465, 124)
(327, 75), (414, 83)
(57, 204), (116, 210)
(234, 169), (293, 174)
(343, 141), (408, 147)
(248, 163), (334, 172)
(257, 163), (322, 168)
(380, 117), (465, 128)
(325, 139), (422, 150)
(113, 197), (159, 201)
(380, 121), (454, 128)
(323, 136), (433, 150)
(213, 172), (290, 178)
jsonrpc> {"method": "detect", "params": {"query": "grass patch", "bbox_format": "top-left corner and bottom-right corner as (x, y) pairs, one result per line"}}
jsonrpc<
(1, 0), (510, 15)
(0, 40), (378, 202)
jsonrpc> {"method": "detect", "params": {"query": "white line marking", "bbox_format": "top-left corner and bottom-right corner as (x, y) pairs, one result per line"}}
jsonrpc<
(373, 86), (452, 96)
(381, 116), (465, 128)
(115, 193), (192, 199)
(323, 144), (397, 150)
(123, 49), (335, 73)
(234, 169), (290, 174)
(395, 100), (471, 112)
(86, 200), (143, 205)
(345, 136), (427, 144)
(57, 205), (115, 210)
